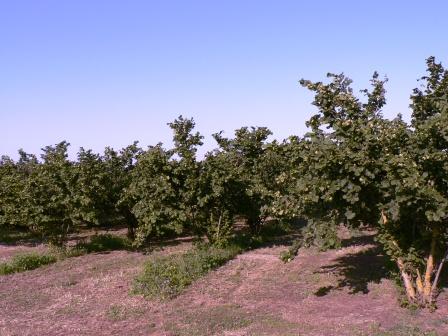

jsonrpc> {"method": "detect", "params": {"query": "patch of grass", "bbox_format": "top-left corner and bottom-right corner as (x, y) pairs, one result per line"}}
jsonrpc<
(133, 244), (242, 299)
(74, 234), (132, 253)
(60, 276), (79, 287)
(63, 246), (89, 258)
(55, 296), (83, 316)
(105, 304), (146, 321)
(166, 304), (252, 336)
(247, 315), (303, 336)
(10, 290), (52, 310)
(0, 252), (56, 275)
(49, 244), (88, 258)
(377, 326), (438, 336)
(106, 304), (127, 321)
(358, 324), (438, 336)
(167, 306), (304, 336)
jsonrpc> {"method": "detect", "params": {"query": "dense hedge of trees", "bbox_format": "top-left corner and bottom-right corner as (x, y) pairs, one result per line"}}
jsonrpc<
(0, 117), (280, 247)
(1, 57), (448, 307)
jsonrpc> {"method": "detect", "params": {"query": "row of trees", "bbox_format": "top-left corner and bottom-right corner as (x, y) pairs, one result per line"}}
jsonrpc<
(0, 141), (141, 244)
(0, 117), (282, 247)
(1, 57), (448, 306)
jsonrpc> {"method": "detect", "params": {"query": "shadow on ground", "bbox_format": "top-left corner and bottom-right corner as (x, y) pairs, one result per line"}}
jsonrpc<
(314, 233), (391, 296)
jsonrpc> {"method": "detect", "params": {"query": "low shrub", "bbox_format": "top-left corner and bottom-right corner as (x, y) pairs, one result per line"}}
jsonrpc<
(0, 252), (57, 275)
(133, 244), (241, 299)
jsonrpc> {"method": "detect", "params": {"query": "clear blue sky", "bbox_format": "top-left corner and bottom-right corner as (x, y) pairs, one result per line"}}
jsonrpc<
(1, 1), (448, 159)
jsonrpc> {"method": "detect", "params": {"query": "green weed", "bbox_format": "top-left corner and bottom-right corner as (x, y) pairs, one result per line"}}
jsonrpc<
(133, 244), (241, 299)
(0, 252), (56, 275)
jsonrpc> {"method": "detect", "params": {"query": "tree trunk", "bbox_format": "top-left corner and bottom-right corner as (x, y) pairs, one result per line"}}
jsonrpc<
(431, 245), (448, 298)
(123, 210), (138, 241)
(396, 257), (416, 301)
(422, 229), (438, 303)
(381, 211), (417, 301)
(216, 210), (222, 243)
(416, 269), (424, 296)
(380, 211), (443, 305)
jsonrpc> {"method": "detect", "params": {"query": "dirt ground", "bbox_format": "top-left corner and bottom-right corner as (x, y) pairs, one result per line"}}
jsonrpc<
(1, 231), (448, 336)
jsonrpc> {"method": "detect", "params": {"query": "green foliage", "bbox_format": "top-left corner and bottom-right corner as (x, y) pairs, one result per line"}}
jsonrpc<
(301, 218), (341, 251)
(201, 208), (234, 247)
(280, 218), (340, 263)
(0, 153), (34, 229)
(280, 239), (302, 263)
(0, 141), (141, 245)
(122, 116), (282, 247)
(122, 144), (181, 246)
(70, 148), (114, 226)
(102, 142), (141, 238)
(133, 244), (241, 299)
(273, 57), (448, 304)
(210, 127), (280, 233)
(0, 253), (57, 275)
(272, 71), (389, 228)
(122, 116), (205, 246)
(376, 58), (448, 275)
(18, 142), (74, 245)
(0, 114), (282, 250)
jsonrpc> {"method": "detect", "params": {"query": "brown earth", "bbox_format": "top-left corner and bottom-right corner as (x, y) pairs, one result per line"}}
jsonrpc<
(1, 231), (448, 336)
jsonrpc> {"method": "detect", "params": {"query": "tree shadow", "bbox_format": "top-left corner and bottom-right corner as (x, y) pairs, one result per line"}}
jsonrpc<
(0, 226), (44, 247)
(314, 234), (391, 296)
(314, 285), (335, 296)
(146, 235), (197, 250)
(256, 217), (306, 247)
(340, 229), (376, 247)
(229, 218), (304, 251)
